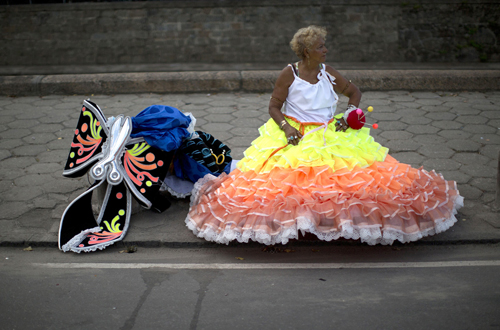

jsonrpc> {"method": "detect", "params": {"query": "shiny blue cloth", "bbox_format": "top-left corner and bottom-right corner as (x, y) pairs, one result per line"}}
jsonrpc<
(173, 154), (232, 183)
(130, 105), (192, 152)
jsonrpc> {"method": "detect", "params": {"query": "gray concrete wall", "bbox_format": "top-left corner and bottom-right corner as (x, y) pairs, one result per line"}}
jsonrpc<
(1, 0), (499, 66)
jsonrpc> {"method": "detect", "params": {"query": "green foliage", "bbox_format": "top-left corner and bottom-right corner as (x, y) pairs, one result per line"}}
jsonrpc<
(468, 27), (478, 35)
(468, 40), (483, 51)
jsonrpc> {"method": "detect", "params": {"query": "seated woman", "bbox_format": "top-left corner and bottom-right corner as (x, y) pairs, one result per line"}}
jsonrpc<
(185, 26), (463, 245)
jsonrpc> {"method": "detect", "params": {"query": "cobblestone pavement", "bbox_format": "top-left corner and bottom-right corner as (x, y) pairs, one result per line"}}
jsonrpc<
(0, 90), (499, 247)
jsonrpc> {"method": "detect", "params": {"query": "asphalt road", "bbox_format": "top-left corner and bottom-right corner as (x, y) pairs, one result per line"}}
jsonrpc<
(1, 244), (499, 330)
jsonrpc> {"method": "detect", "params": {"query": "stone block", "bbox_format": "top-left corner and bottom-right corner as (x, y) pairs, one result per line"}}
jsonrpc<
(15, 108), (45, 120)
(400, 116), (432, 125)
(418, 144), (455, 159)
(232, 109), (262, 118)
(439, 171), (471, 184)
(438, 129), (471, 140)
(455, 115), (488, 125)
(0, 116), (16, 125)
(450, 108), (482, 116)
(479, 145), (500, 159)
(388, 95), (415, 102)
(0, 128), (31, 139)
(452, 153), (490, 166)
(488, 119), (500, 129)
(36, 150), (67, 164)
(22, 133), (57, 145)
(380, 130), (413, 140)
(446, 139), (481, 152)
(415, 98), (444, 106)
(228, 136), (254, 148)
(423, 158), (460, 171)
(205, 114), (235, 123)
(200, 122), (233, 132)
(33, 99), (60, 107)
(3, 186), (44, 202)
(25, 162), (61, 175)
(361, 98), (392, 107)
(373, 120), (408, 130)
(40, 71), (241, 95)
(470, 177), (496, 192)
(395, 110), (428, 120)
(0, 156), (37, 170)
(0, 202), (31, 220)
(473, 104), (498, 111)
(411, 92), (441, 99)
(480, 212), (500, 229)
(460, 164), (496, 178)
(7, 119), (39, 129)
(241, 71), (279, 93)
(390, 152), (425, 165)
(44, 137), (71, 152)
(431, 120), (463, 130)
(413, 134), (446, 145)
(17, 209), (54, 230)
(420, 105), (452, 112)
(456, 184), (482, 200)
(480, 110), (500, 118)
(363, 91), (390, 99)
(471, 134), (500, 145)
(230, 126), (260, 136)
(42, 178), (87, 194)
(385, 139), (422, 152)
(0, 149), (11, 161)
(462, 124), (496, 134)
(38, 114), (69, 124)
(370, 112), (402, 121)
(405, 125), (440, 134)
(397, 101), (424, 109)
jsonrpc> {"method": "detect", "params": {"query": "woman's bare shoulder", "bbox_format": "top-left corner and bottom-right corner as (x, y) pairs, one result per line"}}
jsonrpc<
(275, 65), (295, 88)
(324, 64), (341, 77)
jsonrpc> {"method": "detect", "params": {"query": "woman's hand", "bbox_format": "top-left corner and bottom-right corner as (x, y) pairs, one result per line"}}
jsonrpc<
(335, 118), (349, 132)
(283, 124), (303, 146)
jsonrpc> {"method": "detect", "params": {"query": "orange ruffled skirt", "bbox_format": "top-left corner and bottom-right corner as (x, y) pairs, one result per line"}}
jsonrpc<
(185, 116), (463, 245)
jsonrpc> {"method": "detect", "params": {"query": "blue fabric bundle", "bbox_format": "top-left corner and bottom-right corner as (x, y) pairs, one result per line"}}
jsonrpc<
(173, 131), (232, 183)
(130, 105), (192, 152)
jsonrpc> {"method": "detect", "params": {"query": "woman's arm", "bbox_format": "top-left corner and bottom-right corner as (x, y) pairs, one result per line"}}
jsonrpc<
(268, 67), (303, 145)
(325, 65), (361, 131)
(325, 65), (361, 107)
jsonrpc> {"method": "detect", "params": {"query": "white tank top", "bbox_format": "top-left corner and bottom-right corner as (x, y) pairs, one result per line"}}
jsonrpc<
(284, 63), (339, 123)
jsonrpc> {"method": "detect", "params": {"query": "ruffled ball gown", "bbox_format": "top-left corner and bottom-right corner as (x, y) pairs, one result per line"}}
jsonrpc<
(185, 64), (464, 245)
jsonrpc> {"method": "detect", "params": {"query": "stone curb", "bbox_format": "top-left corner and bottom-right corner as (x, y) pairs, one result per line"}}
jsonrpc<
(1, 69), (499, 96)
(2, 237), (500, 249)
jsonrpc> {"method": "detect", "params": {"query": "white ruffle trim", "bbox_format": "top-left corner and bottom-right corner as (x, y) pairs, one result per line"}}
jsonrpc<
(61, 226), (128, 253)
(185, 195), (464, 246)
(160, 182), (192, 198)
(61, 226), (101, 253)
(190, 174), (217, 206)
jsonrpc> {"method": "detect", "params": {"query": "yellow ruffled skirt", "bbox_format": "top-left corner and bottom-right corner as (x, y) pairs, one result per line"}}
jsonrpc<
(185, 116), (463, 245)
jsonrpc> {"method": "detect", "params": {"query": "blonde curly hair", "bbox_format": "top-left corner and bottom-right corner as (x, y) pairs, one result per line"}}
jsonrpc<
(290, 26), (327, 59)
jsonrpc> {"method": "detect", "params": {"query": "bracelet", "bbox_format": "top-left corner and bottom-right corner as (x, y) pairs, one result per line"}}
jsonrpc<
(270, 96), (284, 104)
(340, 80), (351, 94)
(280, 120), (288, 129)
(343, 104), (358, 122)
(346, 104), (357, 111)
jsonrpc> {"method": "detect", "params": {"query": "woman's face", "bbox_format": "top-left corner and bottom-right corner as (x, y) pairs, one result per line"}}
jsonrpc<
(306, 37), (328, 63)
